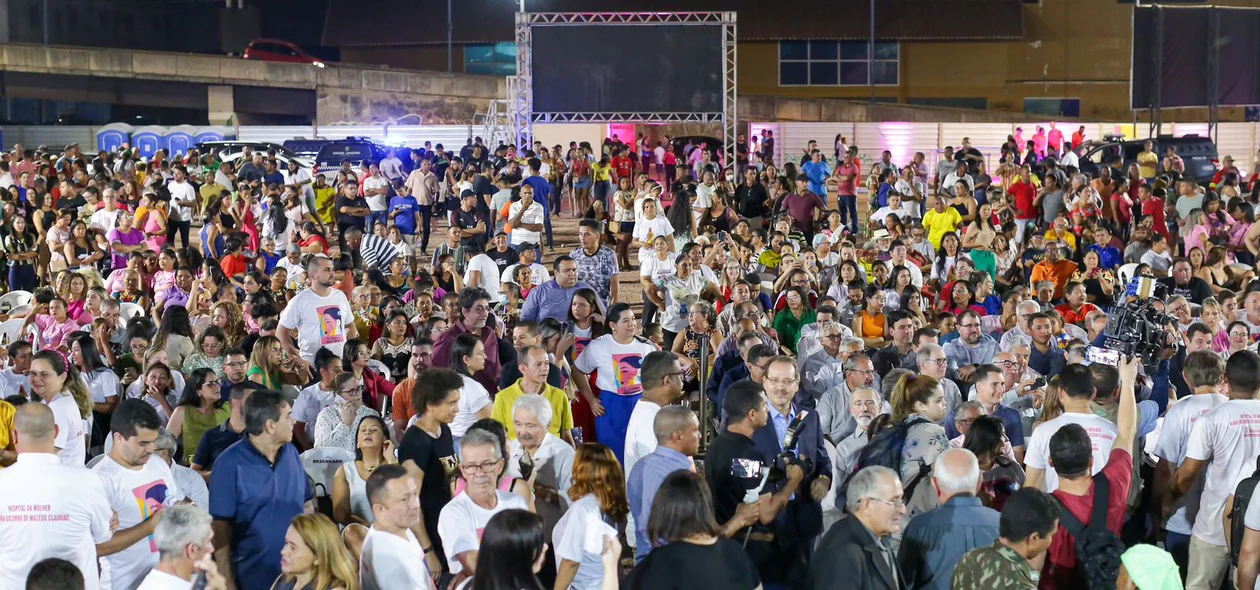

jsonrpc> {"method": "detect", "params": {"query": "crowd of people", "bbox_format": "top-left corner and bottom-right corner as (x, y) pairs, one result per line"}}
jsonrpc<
(0, 129), (1259, 590)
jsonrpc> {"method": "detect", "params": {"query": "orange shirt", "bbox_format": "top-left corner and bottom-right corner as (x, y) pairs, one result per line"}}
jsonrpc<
(1031, 259), (1079, 299)
(392, 377), (415, 426)
(220, 253), (248, 278)
(1055, 302), (1100, 326)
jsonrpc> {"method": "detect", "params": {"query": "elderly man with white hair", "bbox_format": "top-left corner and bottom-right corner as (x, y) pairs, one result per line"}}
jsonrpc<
(896, 448), (1001, 590)
(915, 343), (963, 417)
(505, 394), (574, 545)
(808, 466), (906, 590)
(134, 503), (226, 589)
(799, 320), (852, 400)
(999, 300), (1043, 352)
(817, 354), (887, 443)
(154, 428), (210, 509)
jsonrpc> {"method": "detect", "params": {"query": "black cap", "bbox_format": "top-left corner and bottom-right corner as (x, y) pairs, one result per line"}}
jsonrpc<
(518, 242), (539, 250)
(460, 189), (476, 199)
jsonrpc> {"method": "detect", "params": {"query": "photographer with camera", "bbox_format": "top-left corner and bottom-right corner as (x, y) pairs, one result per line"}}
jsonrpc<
(705, 375), (817, 588)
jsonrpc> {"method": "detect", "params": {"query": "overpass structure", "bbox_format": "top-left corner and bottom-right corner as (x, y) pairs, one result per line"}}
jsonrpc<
(0, 43), (506, 125)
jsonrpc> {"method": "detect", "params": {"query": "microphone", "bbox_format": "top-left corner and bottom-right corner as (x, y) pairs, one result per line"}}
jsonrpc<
(782, 410), (809, 451)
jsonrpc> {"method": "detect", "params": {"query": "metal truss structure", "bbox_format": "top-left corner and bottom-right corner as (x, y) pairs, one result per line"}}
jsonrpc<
(511, 11), (737, 166)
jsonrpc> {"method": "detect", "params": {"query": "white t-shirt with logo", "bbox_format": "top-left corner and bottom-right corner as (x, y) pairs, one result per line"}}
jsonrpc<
(0, 454), (113, 590)
(1024, 411), (1118, 492)
(360, 526), (433, 590)
(1153, 392), (1228, 535)
(46, 392), (87, 466)
(278, 287), (355, 363)
(437, 490), (530, 574)
(553, 494), (617, 590)
(632, 216), (674, 262)
(93, 454), (183, 590)
(508, 200), (545, 247)
(1185, 399), (1260, 546)
(575, 335), (657, 397)
(363, 176), (391, 211)
(462, 253), (502, 303)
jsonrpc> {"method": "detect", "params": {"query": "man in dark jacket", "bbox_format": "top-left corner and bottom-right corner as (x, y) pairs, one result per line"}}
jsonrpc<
(807, 465), (907, 590)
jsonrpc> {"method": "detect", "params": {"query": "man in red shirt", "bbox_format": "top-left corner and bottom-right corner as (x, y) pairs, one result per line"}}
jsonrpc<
(1009, 168), (1037, 242)
(780, 175), (826, 240)
(1140, 184), (1170, 240)
(1071, 126), (1086, 151)
(610, 147), (634, 184)
(1041, 358), (1137, 590)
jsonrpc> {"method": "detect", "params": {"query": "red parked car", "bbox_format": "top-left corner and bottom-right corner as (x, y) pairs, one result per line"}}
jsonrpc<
(242, 38), (326, 68)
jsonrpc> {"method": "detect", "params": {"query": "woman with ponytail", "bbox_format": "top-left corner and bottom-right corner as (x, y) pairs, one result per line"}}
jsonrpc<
(29, 349), (92, 465)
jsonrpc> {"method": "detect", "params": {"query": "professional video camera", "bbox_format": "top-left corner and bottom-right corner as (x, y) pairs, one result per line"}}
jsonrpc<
(1091, 276), (1174, 369)
(766, 410), (814, 484)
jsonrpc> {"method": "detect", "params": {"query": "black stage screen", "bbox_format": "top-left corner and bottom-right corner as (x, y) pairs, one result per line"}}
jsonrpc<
(530, 24), (724, 114)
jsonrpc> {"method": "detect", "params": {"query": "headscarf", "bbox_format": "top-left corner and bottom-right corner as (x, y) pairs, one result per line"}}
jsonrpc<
(1120, 544), (1183, 590)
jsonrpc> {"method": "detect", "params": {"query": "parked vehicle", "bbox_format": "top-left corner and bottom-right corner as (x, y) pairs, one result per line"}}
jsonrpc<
(242, 39), (326, 68)
(282, 138), (331, 160)
(313, 137), (392, 181)
(1076, 134), (1219, 185)
(196, 141), (312, 169)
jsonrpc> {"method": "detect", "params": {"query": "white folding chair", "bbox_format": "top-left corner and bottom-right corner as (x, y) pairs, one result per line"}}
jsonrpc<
(1117, 263), (1138, 290)
(6, 304), (31, 319)
(367, 359), (390, 378)
(0, 290), (33, 312)
(301, 447), (355, 519)
(119, 302), (145, 322)
(0, 319), (25, 345)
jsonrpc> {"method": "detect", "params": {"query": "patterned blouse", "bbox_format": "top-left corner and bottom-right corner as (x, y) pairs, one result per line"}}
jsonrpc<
(3, 233), (34, 267)
(313, 404), (381, 453)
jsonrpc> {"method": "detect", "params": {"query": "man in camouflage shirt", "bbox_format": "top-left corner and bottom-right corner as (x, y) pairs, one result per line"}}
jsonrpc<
(951, 488), (1060, 590)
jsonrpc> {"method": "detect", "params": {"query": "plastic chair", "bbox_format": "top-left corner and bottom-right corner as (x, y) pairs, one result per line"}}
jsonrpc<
(120, 302), (145, 322)
(6, 304), (32, 319)
(368, 359), (390, 378)
(1117, 263), (1138, 289)
(0, 319), (25, 345)
(0, 290), (33, 312)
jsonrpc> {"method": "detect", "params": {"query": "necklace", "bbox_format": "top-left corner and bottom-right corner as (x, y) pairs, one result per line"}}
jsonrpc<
(363, 459), (382, 473)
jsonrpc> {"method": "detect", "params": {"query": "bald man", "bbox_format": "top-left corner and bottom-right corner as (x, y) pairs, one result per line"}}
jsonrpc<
(0, 403), (113, 590)
(898, 449), (1001, 590)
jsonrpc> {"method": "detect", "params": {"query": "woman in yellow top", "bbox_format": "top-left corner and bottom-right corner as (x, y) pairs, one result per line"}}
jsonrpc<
(922, 194), (963, 250)
(0, 399), (15, 467)
(590, 154), (614, 212)
(313, 175), (338, 227)
(852, 284), (891, 349)
(1137, 140), (1159, 180)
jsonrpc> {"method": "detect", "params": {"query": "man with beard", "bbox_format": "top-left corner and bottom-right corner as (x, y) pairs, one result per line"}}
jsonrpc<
(831, 386), (882, 487)
(390, 338), (434, 427)
(277, 255), (357, 377)
(432, 287), (512, 393)
(817, 354), (879, 443)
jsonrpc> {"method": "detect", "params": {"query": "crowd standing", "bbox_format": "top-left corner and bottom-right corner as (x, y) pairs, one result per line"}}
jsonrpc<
(0, 131), (1259, 590)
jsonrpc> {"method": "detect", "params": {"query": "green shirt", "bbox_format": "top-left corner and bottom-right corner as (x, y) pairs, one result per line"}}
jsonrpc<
(773, 307), (817, 354)
(951, 541), (1038, 590)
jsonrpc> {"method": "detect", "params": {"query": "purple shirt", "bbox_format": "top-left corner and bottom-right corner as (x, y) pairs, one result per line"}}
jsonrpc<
(107, 227), (144, 270)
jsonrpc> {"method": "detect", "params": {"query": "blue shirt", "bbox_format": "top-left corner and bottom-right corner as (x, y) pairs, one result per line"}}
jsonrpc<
(523, 176), (551, 216)
(520, 279), (599, 323)
(800, 161), (831, 197)
(898, 495), (1000, 590)
(1089, 244), (1123, 269)
(389, 195), (420, 235)
(627, 446), (693, 562)
(208, 438), (313, 590)
(261, 251), (282, 274)
(1028, 344), (1066, 377)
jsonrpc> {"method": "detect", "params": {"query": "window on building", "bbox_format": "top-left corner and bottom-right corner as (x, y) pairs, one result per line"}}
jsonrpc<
(1024, 98), (1081, 117)
(465, 42), (517, 76)
(779, 41), (899, 87)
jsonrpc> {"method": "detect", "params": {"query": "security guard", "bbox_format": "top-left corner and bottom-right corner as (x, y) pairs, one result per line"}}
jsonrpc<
(706, 380), (807, 586)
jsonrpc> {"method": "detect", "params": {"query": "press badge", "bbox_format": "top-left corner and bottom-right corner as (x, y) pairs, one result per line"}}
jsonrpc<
(731, 458), (765, 479)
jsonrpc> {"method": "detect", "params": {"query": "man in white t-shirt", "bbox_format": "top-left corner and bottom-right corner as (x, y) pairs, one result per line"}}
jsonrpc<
(379, 149), (405, 185)
(1166, 350), (1260, 590)
(0, 339), (32, 398)
(93, 400), (184, 590)
(90, 189), (124, 235)
(437, 429), (530, 575)
(166, 166), (197, 247)
(463, 241), (502, 304)
(1023, 364), (1119, 492)
(361, 465), (436, 590)
(621, 351), (685, 551)
(278, 255), (357, 372)
(507, 184), (545, 249)
(363, 162), (392, 235)
(1153, 350), (1228, 575)
(0, 403), (113, 590)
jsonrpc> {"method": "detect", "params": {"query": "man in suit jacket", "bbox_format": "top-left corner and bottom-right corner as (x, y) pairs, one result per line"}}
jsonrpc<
(807, 465), (907, 590)
(752, 355), (834, 584)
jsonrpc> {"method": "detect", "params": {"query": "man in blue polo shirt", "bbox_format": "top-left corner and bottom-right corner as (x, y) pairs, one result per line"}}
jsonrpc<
(945, 364), (1026, 460)
(210, 389), (313, 590)
(388, 184), (422, 270)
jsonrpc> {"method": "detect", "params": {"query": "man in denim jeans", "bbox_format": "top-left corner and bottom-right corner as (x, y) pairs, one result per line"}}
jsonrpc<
(362, 161), (391, 234)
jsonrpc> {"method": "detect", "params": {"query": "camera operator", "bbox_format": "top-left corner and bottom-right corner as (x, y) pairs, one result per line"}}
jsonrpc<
(705, 379), (808, 587)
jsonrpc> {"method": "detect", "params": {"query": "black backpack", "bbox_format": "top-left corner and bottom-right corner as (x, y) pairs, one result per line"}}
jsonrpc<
(1227, 456), (1260, 566)
(1053, 473), (1125, 590)
(836, 416), (933, 511)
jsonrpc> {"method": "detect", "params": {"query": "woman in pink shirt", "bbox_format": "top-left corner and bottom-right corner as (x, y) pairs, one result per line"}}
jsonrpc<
(1182, 209), (1212, 257)
(24, 298), (80, 351)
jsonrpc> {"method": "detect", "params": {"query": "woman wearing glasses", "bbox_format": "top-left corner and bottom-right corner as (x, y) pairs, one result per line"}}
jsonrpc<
(340, 337), (396, 414)
(314, 372), (382, 452)
(166, 367), (229, 464)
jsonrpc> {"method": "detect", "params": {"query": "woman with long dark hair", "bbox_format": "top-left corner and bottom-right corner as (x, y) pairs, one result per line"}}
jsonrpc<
(462, 509), (550, 590)
(5, 214), (38, 292)
(626, 471), (761, 590)
(166, 367), (228, 464)
(449, 333), (493, 441)
(331, 414), (395, 526)
(151, 304), (195, 372)
(69, 331), (120, 452)
(962, 415), (1025, 510)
